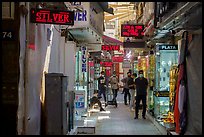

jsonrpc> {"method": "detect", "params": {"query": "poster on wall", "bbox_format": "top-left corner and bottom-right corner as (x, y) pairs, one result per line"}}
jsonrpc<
(75, 91), (85, 109)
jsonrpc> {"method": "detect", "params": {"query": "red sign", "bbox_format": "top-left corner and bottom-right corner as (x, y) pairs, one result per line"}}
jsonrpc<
(112, 56), (123, 62)
(30, 8), (74, 25)
(101, 45), (120, 51)
(100, 62), (113, 67)
(121, 24), (144, 38)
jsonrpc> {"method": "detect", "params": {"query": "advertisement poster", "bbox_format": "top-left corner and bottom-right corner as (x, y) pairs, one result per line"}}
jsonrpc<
(75, 91), (85, 109)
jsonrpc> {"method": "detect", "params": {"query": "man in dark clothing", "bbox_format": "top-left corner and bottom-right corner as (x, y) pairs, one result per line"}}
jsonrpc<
(121, 72), (131, 105)
(97, 71), (107, 103)
(134, 70), (148, 119)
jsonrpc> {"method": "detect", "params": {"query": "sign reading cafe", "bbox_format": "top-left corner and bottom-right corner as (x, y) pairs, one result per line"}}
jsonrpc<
(81, 46), (87, 72)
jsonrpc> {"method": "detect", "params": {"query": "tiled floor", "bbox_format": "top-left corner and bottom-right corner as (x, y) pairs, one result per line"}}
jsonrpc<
(91, 91), (163, 135)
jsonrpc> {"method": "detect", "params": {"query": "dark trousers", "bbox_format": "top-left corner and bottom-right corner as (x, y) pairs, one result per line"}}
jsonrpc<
(124, 88), (130, 104)
(98, 88), (106, 102)
(135, 95), (147, 117)
(112, 89), (118, 102)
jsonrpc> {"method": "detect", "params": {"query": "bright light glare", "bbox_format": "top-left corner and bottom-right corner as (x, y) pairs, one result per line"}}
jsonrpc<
(97, 116), (110, 120)
(99, 110), (111, 114)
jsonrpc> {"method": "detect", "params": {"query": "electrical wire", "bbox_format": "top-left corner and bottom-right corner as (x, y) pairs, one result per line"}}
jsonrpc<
(54, 26), (61, 33)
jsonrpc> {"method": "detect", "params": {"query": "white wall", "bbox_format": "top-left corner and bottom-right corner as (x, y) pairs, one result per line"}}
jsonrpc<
(64, 41), (77, 91)
(23, 23), (62, 134)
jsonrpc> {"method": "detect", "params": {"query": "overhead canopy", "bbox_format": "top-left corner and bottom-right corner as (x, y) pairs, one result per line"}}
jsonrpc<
(98, 2), (114, 15)
(102, 35), (123, 46)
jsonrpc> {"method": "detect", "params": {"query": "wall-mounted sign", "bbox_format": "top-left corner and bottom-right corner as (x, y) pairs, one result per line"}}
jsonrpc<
(121, 24), (144, 38)
(100, 62), (113, 67)
(158, 45), (178, 50)
(112, 56), (123, 63)
(2, 30), (15, 41)
(101, 45), (120, 51)
(30, 8), (74, 25)
(74, 10), (87, 21)
(81, 46), (87, 72)
(75, 90), (85, 109)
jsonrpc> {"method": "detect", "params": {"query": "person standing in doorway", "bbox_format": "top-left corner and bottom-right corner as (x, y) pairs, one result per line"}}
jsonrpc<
(128, 73), (137, 111)
(134, 70), (148, 119)
(97, 71), (107, 103)
(109, 71), (119, 103)
(121, 71), (131, 105)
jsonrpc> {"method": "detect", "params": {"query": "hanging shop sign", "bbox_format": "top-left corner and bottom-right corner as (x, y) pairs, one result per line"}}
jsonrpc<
(123, 41), (145, 48)
(30, 8), (74, 25)
(100, 62), (113, 67)
(112, 56), (124, 63)
(158, 45), (178, 50)
(121, 24), (144, 38)
(2, 30), (15, 41)
(101, 45), (120, 51)
(81, 46), (87, 72)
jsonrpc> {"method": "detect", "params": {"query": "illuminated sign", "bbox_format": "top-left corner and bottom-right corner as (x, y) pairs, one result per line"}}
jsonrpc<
(159, 45), (178, 50)
(100, 62), (113, 67)
(121, 24), (144, 38)
(101, 45), (120, 51)
(112, 56), (123, 63)
(30, 8), (74, 25)
(81, 46), (87, 72)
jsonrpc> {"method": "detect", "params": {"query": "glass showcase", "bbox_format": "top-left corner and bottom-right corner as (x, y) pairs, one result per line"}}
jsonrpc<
(153, 44), (178, 128)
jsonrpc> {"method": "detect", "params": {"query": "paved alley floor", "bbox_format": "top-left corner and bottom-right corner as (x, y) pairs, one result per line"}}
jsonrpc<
(91, 91), (162, 135)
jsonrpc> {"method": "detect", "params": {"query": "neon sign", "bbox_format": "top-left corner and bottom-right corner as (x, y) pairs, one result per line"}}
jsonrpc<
(30, 8), (74, 25)
(101, 45), (120, 51)
(121, 24), (144, 38)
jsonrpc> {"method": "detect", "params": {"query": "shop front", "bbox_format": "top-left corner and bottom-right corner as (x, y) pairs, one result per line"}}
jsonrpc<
(66, 2), (114, 130)
(153, 44), (178, 129)
(147, 2), (202, 135)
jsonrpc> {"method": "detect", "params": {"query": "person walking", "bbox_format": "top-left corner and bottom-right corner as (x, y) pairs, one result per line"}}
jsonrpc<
(109, 71), (119, 103)
(134, 70), (148, 119)
(121, 71), (131, 105)
(128, 73), (137, 111)
(97, 71), (107, 103)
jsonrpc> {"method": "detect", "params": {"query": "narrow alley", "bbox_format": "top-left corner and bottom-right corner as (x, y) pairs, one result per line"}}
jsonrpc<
(2, 2), (202, 135)
(96, 94), (162, 135)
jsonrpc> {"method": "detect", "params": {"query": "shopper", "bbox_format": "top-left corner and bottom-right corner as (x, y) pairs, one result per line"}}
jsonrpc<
(121, 71), (131, 105)
(89, 91), (105, 111)
(97, 71), (107, 103)
(109, 71), (119, 102)
(128, 73), (137, 111)
(134, 70), (148, 119)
